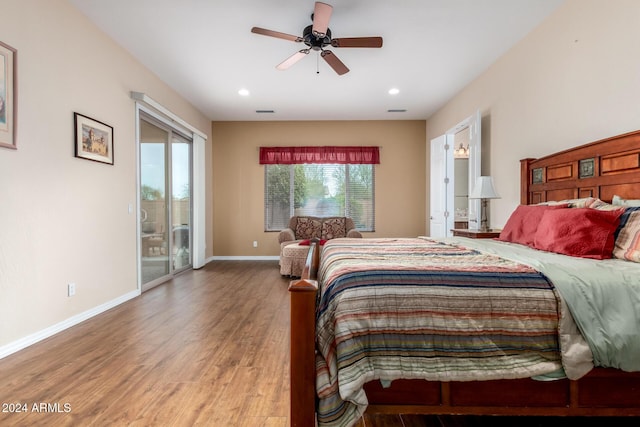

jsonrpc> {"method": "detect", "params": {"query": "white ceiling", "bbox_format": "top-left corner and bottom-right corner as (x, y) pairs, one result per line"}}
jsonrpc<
(68, 0), (564, 121)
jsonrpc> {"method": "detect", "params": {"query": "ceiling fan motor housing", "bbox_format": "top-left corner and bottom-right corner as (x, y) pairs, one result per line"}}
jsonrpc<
(251, 2), (382, 75)
(303, 25), (331, 50)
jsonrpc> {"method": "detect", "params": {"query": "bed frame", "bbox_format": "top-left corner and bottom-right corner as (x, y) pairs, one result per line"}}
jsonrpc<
(289, 130), (640, 426)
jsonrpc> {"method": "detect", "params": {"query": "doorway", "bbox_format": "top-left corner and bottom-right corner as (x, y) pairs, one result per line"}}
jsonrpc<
(139, 112), (192, 291)
(429, 111), (481, 237)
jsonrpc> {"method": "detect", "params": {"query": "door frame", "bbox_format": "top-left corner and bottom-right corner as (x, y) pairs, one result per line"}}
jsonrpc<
(449, 111), (481, 231)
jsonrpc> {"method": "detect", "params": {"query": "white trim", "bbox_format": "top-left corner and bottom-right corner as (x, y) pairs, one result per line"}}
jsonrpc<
(210, 256), (280, 261)
(135, 106), (143, 290)
(130, 92), (207, 139)
(0, 290), (140, 360)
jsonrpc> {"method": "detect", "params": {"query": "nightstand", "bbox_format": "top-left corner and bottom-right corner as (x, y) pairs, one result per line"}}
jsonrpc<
(451, 229), (501, 239)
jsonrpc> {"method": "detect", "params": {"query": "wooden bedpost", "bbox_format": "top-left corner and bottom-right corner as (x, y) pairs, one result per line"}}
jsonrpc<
(289, 243), (319, 427)
(520, 158), (534, 205)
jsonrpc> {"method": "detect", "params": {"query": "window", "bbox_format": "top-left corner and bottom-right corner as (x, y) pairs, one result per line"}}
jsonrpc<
(261, 146), (379, 232)
(265, 163), (375, 231)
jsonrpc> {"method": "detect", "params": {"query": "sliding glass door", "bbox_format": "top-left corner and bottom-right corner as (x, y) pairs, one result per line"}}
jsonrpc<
(139, 113), (192, 290)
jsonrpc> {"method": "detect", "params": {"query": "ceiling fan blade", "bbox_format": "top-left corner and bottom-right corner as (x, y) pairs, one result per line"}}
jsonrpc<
(312, 2), (333, 36)
(251, 27), (302, 42)
(276, 50), (310, 70)
(321, 50), (349, 75)
(331, 37), (383, 48)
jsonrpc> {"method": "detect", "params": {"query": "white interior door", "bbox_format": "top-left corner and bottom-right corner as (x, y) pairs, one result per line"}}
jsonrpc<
(429, 135), (453, 237)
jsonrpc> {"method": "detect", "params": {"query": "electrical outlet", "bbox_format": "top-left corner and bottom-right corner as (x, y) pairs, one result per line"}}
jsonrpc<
(68, 283), (76, 297)
(253, 241), (258, 248)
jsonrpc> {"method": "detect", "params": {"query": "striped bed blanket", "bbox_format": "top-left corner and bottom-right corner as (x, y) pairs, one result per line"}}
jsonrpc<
(315, 238), (562, 427)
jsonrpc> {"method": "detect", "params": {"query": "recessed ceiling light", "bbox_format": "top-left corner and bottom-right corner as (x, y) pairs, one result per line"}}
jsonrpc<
(238, 88), (250, 96)
(388, 88), (400, 95)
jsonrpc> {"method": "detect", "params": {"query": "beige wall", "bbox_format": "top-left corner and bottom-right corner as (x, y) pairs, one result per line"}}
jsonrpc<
(426, 0), (640, 229)
(0, 0), (212, 350)
(211, 120), (426, 256)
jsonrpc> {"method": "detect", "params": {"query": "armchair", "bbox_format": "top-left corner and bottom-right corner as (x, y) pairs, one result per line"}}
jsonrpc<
(279, 216), (362, 277)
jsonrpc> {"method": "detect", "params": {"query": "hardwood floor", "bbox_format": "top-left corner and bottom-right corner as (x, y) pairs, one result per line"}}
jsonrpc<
(0, 260), (637, 426)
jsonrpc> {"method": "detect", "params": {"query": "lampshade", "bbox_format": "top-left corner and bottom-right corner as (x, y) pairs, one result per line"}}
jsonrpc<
(469, 176), (500, 199)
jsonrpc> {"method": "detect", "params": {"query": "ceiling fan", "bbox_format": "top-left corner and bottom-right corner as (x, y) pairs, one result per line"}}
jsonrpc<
(251, 1), (383, 75)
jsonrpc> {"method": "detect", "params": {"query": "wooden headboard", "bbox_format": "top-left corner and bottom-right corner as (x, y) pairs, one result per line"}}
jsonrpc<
(521, 130), (640, 204)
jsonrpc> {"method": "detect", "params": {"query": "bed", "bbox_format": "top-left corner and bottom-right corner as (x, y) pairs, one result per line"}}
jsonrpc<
(289, 130), (640, 427)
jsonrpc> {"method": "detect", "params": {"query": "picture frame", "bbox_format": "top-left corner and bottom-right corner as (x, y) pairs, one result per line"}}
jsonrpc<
(74, 112), (114, 165)
(0, 41), (17, 149)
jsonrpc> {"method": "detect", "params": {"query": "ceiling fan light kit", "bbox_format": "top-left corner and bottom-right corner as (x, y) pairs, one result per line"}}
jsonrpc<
(251, 1), (383, 75)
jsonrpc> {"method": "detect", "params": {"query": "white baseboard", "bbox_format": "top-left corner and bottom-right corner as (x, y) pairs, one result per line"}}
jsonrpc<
(209, 256), (279, 261)
(0, 289), (140, 360)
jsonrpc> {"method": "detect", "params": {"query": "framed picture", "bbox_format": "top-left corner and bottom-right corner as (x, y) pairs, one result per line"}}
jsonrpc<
(0, 41), (17, 149)
(74, 112), (114, 165)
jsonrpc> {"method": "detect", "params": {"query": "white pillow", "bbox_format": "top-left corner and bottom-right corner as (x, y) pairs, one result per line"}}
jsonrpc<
(612, 195), (640, 207)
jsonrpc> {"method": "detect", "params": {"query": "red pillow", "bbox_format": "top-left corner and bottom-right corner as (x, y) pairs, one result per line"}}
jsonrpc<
(298, 239), (327, 246)
(533, 208), (624, 259)
(498, 204), (569, 247)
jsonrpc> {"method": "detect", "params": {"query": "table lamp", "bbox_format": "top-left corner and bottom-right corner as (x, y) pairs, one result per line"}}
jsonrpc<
(469, 176), (500, 232)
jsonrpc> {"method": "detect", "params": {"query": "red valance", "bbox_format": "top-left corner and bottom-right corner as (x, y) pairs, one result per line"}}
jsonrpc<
(259, 146), (380, 165)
